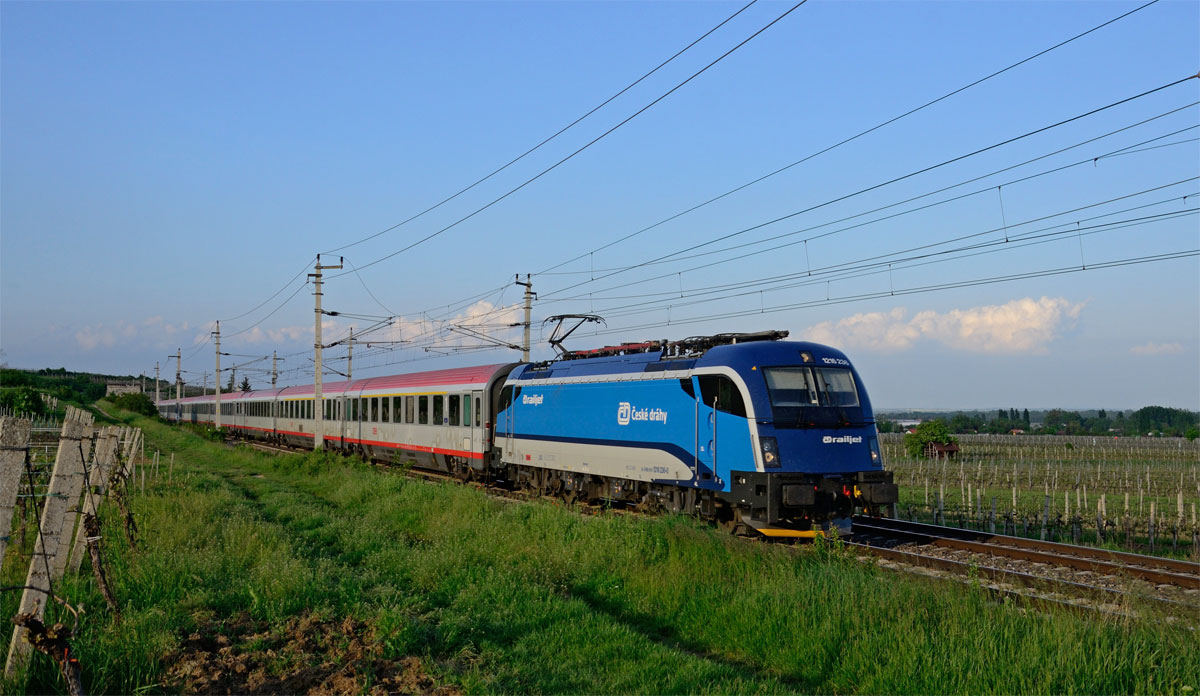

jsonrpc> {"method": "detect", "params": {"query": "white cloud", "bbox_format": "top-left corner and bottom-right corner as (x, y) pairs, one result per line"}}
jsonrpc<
(368, 300), (523, 350)
(802, 297), (1084, 354)
(75, 325), (117, 351)
(805, 307), (920, 353)
(75, 320), (138, 351)
(1129, 342), (1183, 355)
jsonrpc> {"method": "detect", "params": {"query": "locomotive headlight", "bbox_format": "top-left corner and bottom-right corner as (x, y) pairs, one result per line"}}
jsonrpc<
(868, 436), (882, 466)
(760, 436), (780, 468)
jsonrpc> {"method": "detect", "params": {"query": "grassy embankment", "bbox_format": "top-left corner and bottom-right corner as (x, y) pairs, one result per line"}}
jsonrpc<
(3, 409), (1198, 694)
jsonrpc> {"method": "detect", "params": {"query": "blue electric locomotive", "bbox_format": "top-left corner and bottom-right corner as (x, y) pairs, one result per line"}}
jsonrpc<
(493, 331), (897, 536)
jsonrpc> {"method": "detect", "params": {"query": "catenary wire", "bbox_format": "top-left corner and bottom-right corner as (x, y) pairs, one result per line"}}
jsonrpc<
(539, 74), (1200, 299)
(330, 1), (811, 280)
(322, 0), (759, 255)
(534, 0), (1166, 275)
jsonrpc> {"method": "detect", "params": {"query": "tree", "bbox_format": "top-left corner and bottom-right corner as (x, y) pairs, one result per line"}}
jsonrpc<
(904, 420), (957, 459)
(1022, 408), (1030, 425)
(111, 392), (157, 417)
(239, 376), (252, 392)
(227, 372), (235, 392)
(1187, 427), (1199, 442)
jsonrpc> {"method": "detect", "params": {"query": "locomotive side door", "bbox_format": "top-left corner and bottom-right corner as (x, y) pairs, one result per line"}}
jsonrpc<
(695, 377), (715, 484)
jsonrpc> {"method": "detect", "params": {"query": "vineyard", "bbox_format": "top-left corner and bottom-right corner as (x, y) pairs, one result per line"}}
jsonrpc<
(882, 434), (1200, 558)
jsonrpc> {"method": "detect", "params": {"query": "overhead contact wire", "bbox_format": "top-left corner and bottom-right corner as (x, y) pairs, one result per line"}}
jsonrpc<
(322, 0), (759, 255)
(334, 0), (810, 279)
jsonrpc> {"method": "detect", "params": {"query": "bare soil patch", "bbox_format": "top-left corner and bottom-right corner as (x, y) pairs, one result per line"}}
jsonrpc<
(166, 612), (460, 695)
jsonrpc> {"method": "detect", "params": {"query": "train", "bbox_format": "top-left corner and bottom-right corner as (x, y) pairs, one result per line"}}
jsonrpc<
(157, 330), (896, 536)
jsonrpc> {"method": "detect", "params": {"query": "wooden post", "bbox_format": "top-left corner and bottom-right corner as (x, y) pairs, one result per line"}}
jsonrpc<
(0, 417), (33, 572)
(5, 420), (90, 676)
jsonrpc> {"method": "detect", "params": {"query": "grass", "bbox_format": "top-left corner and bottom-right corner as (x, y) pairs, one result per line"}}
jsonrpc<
(2, 411), (1198, 694)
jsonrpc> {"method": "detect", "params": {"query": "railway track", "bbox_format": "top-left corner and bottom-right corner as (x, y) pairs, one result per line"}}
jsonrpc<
(233, 438), (1199, 620)
(850, 516), (1200, 589)
(847, 515), (1200, 620)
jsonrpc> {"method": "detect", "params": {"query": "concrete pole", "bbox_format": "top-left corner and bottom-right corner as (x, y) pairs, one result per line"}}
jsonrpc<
(272, 351), (278, 388)
(154, 362), (160, 404)
(347, 327), (353, 381)
(6, 420), (90, 675)
(214, 322), (222, 430)
(0, 417), (33, 572)
(310, 255), (342, 451)
(168, 348), (181, 401)
(516, 274), (534, 361)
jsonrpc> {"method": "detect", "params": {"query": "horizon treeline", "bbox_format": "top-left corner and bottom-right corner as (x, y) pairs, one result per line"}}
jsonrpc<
(878, 405), (1199, 438)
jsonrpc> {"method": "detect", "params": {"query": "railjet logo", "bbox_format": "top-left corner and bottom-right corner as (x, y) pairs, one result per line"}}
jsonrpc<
(823, 435), (863, 444)
(617, 402), (668, 426)
(521, 394), (544, 406)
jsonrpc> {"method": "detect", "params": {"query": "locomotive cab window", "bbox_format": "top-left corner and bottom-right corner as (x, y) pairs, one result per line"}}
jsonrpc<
(497, 386), (514, 414)
(697, 375), (747, 417)
(764, 367), (859, 409)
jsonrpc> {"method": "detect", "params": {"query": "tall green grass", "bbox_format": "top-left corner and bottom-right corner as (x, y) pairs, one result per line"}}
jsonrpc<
(3, 414), (1197, 694)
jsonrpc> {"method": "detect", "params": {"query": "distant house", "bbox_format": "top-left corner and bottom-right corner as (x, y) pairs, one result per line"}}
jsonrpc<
(924, 441), (960, 459)
(105, 382), (140, 397)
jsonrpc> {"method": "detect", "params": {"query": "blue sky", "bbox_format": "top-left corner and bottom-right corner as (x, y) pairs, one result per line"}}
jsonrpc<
(2, 0), (1197, 410)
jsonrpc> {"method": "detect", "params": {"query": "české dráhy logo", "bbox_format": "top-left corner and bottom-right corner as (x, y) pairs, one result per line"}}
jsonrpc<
(617, 401), (667, 425)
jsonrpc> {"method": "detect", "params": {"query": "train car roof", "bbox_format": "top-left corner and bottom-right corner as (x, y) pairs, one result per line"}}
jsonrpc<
(158, 363), (513, 404)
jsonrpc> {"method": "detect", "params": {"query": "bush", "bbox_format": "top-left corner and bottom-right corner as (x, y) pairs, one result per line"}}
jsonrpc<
(111, 392), (158, 417)
(903, 419), (957, 459)
(0, 386), (47, 417)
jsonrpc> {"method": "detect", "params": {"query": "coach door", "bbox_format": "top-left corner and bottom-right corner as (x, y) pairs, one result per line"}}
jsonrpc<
(469, 390), (483, 455)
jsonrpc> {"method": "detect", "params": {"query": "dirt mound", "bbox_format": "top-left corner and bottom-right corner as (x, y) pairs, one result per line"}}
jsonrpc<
(166, 612), (460, 695)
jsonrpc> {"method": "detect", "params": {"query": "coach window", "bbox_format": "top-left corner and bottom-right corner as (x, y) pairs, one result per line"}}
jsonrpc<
(697, 375), (748, 417)
(462, 395), (470, 427)
(449, 395), (460, 426)
(405, 396), (414, 424)
(433, 395), (444, 425)
(417, 395), (427, 424)
(475, 397), (481, 427)
(381, 397), (390, 423)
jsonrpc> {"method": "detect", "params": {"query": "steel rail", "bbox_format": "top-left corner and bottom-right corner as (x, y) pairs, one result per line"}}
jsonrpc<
(838, 539), (1192, 618)
(851, 517), (1200, 589)
(854, 515), (1200, 575)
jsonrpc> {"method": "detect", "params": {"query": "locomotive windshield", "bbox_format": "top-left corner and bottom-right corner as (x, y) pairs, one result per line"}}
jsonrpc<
(763, 367), (861, 425)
